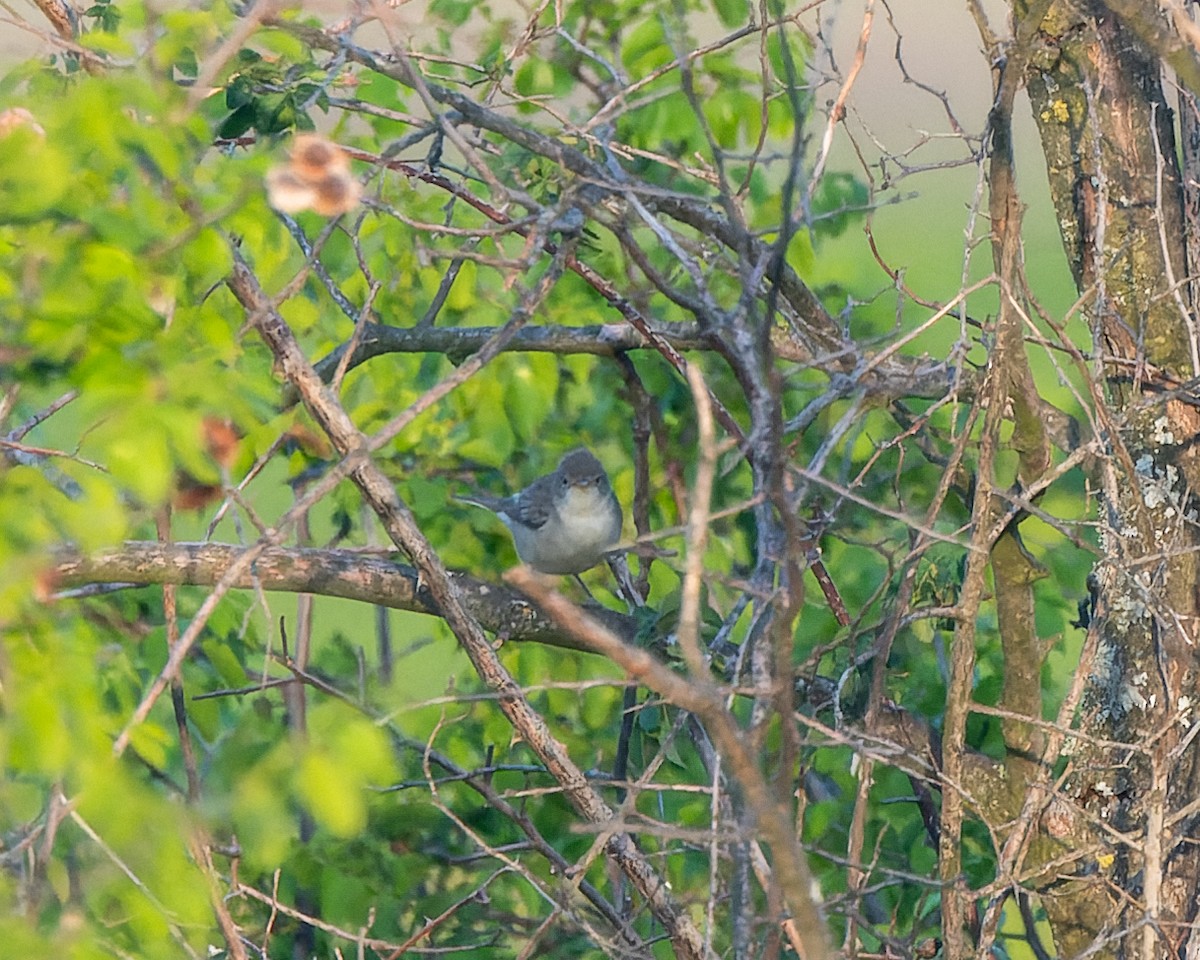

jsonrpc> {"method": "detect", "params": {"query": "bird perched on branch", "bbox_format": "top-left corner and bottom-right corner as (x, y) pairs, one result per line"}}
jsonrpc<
(457, 448), (622, 576)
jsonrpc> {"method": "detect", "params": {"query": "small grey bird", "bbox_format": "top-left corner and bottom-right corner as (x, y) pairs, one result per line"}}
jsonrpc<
(458, 448), (622, 575)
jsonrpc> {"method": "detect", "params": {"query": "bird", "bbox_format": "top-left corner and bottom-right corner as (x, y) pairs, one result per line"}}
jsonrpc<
(457, 447), (623, 576)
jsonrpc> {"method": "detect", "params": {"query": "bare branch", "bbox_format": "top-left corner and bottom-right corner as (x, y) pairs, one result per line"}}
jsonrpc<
(51, 540), (636, 652)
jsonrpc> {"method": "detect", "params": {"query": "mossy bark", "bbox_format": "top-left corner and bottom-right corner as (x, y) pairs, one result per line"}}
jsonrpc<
(1013, 1), (1200, 955)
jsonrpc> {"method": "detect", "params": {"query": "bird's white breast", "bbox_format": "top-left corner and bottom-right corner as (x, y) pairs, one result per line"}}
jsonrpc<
(556, 487), (619, 545)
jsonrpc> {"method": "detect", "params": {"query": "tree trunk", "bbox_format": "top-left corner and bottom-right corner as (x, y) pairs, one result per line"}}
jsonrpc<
(1017, 1), (1200, 955)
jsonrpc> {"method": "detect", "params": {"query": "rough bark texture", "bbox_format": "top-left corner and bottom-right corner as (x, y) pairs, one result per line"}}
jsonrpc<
(1018, 1), (1200, 955)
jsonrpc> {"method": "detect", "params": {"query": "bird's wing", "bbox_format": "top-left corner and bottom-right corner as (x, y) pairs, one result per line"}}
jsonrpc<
(505, 476), (555, 529)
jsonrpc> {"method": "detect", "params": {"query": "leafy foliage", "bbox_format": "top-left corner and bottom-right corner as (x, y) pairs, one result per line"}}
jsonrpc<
(0, 0), (1150, 958)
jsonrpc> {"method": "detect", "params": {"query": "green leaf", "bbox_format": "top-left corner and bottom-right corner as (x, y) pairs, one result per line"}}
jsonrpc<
(297, 749), (367, 836)
(218, 102), (257, 139)
(622, 19), (672, 74)
(430, 0), (476, 26)
(0, 128), (71, 221)
(711, 0), (748, 27)
(406, 473), (451, 522)
(445, 257), (477, 311)
(503, 354), (558, 441)
(812, 171), (869, 239)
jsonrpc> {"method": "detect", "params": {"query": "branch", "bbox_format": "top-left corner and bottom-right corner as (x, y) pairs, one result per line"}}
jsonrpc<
(1101, 0), (1200, 98)
(30, 0), (74, 42)
(273, 21), (847, 355)
(310, 241), (960, 477)
(226, 252), (717, 960)
(508, 567), (835, 960)
(51, 541), (636, 652)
